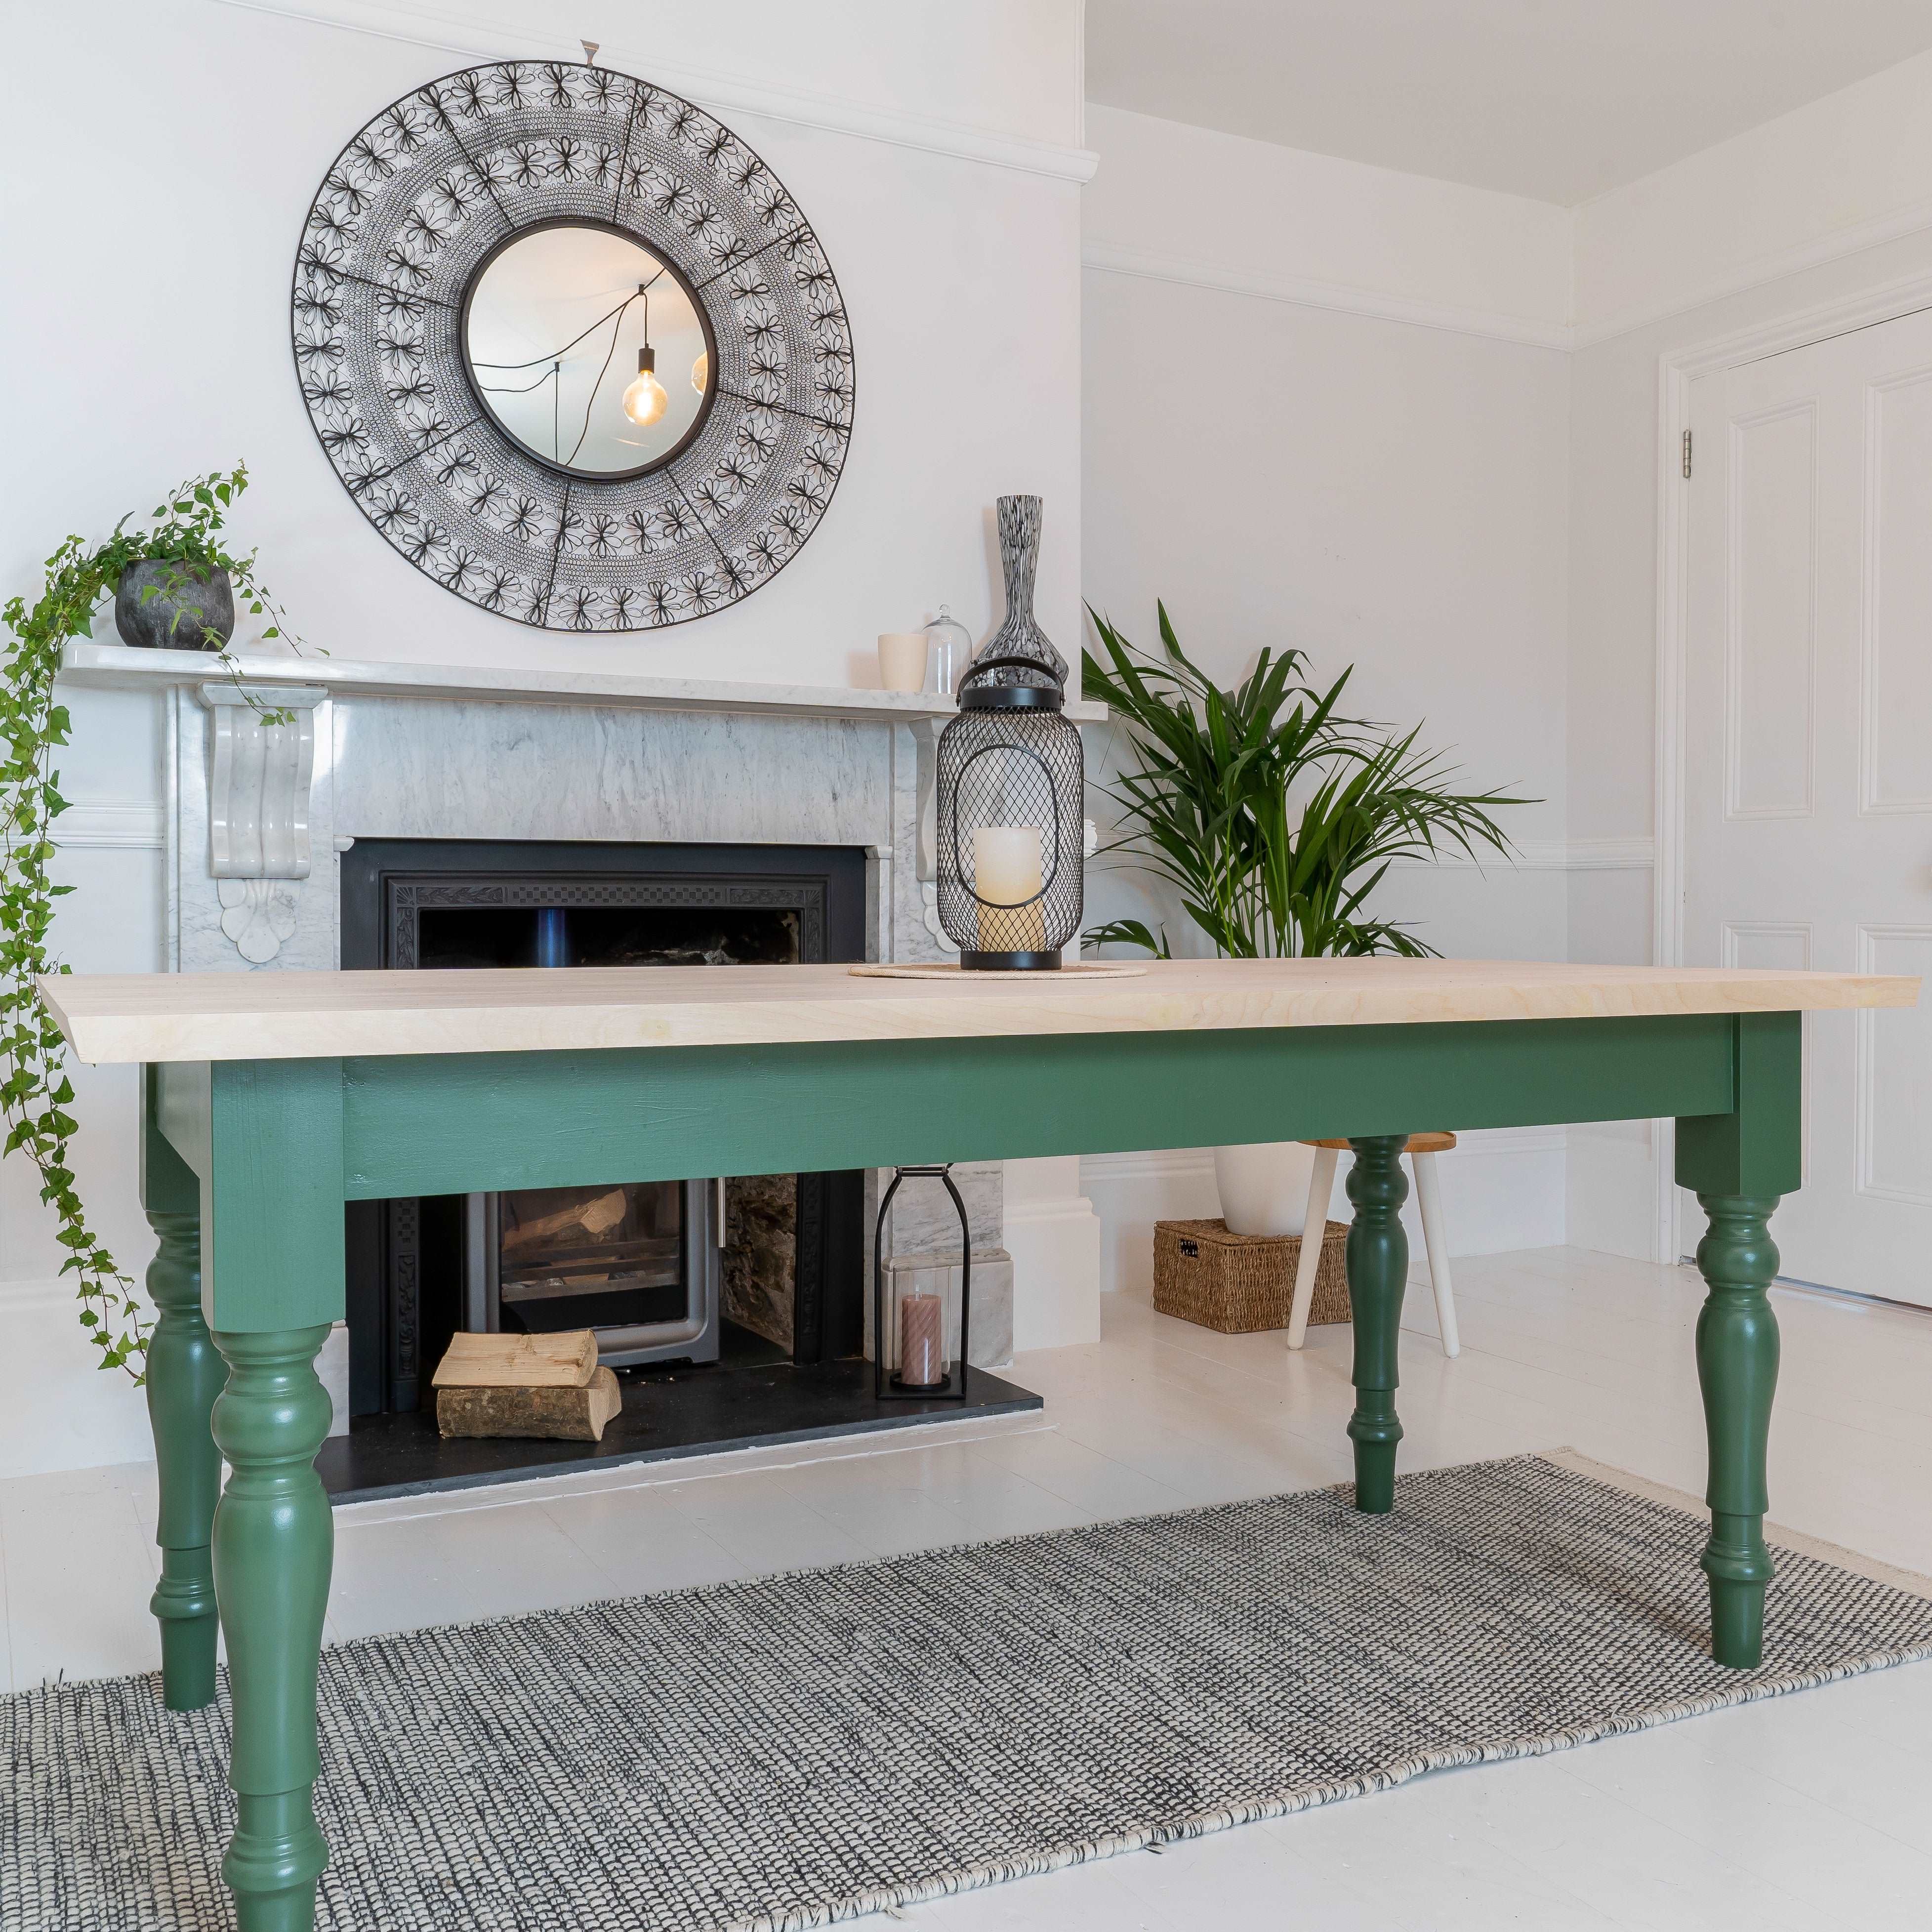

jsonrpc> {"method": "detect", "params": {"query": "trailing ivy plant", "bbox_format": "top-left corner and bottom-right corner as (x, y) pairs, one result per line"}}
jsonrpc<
(0, 466), (296, 1378)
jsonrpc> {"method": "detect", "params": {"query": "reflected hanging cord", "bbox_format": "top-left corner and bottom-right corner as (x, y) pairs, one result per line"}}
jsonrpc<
(470, 263), (670, 466)
(622, 288), (669, 430)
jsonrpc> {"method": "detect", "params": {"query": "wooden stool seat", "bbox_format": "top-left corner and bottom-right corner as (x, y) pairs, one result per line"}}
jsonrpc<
(1304, 1132), (1457, 1154)
(1289, 1133), (1462, 1357)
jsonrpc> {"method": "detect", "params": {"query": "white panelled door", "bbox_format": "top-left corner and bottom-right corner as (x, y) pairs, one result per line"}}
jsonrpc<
(1686, 308), (1932, 1304)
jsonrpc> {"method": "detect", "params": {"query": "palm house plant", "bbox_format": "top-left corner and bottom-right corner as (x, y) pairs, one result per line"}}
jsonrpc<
(1081, 604), (1527, 1235)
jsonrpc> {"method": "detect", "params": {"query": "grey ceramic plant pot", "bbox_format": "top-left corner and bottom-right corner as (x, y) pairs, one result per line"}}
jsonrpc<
(114, 559), (235, 651)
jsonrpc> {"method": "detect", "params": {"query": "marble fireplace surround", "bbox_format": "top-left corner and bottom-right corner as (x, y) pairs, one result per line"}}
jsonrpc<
(61, 641), (1109, 1427)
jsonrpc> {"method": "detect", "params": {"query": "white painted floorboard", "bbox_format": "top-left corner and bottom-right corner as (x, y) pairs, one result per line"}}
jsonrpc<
(6, 1246), (1932, 1929)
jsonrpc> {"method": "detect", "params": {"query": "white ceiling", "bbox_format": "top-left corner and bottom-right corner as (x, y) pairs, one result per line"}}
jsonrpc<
(1084, 0), (1932, 206)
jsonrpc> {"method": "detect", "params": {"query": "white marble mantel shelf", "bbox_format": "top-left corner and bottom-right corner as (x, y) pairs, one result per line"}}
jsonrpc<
(57, 642), (1109, 725)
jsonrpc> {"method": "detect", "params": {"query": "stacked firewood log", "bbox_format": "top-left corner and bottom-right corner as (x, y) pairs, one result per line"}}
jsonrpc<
(431, 1329), (622, 1442)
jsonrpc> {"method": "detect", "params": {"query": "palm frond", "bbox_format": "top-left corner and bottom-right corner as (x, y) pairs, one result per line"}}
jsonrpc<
(1082, 607), (1534, 959)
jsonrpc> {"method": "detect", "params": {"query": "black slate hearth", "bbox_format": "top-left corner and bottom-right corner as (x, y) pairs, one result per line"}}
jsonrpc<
(317, 1363), (1042, 1504)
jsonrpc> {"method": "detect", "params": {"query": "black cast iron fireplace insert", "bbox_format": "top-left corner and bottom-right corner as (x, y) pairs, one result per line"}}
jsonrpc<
(321, 836), (1041, 1505)
(339, 839), (868, 1416)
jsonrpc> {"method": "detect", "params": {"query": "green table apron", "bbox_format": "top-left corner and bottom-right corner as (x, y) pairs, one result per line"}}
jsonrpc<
(137, 1008), (1799, 1932)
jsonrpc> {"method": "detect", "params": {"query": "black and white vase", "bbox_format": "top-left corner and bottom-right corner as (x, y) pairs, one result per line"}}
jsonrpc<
(977, 494), (1067, 687)
(114, 559), (235, 652)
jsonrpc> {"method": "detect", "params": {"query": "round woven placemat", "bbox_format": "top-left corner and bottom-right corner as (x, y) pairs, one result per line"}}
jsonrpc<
(848, 962), (1148, 981)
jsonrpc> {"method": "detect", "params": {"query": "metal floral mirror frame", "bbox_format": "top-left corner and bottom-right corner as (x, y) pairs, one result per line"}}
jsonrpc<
(292, 61), (854, 632)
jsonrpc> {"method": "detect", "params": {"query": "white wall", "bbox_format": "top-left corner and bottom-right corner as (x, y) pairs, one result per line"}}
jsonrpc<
(1079, 106), (1574, 1276)
(1083, 66), (1932, 1284)
(2, 0), (1087, 696)
(1082, 105), (1571, 346)
(1082, 110), (1573, 962)
(0, 0), (1087, 1477)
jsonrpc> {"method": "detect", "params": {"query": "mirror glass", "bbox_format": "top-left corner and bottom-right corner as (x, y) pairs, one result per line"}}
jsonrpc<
(463, 224), (713, 478)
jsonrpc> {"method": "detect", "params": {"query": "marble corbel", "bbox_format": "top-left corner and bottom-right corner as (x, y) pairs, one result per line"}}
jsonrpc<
(197, 684), (327, 965)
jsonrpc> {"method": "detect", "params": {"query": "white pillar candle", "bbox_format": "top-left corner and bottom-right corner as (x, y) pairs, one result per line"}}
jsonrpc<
(973, 824), (1046, 951)
(877, 632), (928, 693)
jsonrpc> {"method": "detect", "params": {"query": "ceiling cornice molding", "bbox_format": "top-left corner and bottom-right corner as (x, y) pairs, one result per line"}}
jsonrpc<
(1573, 191), (1932, 348)
(210, 0), (1100, 184)
(1082, 239), (1574, 351)
(1090, 197), (1932, 355)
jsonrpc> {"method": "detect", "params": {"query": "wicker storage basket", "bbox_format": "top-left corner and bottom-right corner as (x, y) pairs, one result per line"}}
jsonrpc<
(1152, 1217), (1351, 1333)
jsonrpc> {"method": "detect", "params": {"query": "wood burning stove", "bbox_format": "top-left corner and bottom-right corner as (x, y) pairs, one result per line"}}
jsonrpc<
(339, 838), (866, 1417)
(461, 1178), (723, 1367)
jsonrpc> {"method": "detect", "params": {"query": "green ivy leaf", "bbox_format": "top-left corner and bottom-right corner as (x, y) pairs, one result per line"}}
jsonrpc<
(0, 460), (301, 1379)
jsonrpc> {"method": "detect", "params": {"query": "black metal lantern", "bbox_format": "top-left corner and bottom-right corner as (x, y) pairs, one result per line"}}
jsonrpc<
(873, 1166), (973, 1401)
(935, 654), (1085, 969)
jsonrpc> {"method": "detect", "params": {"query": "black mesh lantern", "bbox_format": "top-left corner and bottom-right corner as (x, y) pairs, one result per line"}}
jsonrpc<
(935, 653), (1085, 969)
(873, 1165), (973, 1401)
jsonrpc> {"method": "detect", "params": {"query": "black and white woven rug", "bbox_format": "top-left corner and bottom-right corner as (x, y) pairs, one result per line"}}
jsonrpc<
(7, 1452), (1932, 1932)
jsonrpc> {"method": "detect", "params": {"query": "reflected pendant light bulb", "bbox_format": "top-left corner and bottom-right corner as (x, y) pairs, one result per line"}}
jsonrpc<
(623, 345), (668, 427)
(691, 349), (708, 396)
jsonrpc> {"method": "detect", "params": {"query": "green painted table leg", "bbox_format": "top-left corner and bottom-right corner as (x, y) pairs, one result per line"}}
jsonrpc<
(1346, 1135), (1410, 1513)
(211, 1325), (334, 1932)
(144, 1208), (226, 1710)
(1692, 1193), (1782, 1669)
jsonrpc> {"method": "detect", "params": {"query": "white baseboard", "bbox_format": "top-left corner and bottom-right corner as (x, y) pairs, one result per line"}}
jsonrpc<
(1080, 1149), (1218, 1298)
(0, 1288), (348, 1481)
(1566, 1122), (1661, 1263)
(1081, 1127), (1571, 1297)
(0, 1281), (155, 1480)
(1003, 1157), (1102, 1350)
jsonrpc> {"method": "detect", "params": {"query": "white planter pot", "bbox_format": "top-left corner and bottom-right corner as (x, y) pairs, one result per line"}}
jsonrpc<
(1213, 1141), (1319, 1239)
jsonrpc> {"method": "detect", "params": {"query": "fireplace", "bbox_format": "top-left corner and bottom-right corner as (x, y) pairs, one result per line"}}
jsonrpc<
(340, 839), (867, 1417)
(73, 649), (1046, 1504)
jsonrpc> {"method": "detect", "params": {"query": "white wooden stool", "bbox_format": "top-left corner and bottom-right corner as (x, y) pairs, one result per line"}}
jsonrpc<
(1287, 1133), (1460, 1357)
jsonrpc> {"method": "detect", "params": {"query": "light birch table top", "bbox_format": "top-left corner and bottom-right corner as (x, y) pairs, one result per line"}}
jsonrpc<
(39, 957), (1918, 1065)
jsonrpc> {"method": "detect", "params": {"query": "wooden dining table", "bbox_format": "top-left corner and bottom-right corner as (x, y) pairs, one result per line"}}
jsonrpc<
(41, 953), (1916, 1932)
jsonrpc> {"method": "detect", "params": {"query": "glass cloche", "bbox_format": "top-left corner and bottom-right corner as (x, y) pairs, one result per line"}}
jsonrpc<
(922, 605), (972, 696)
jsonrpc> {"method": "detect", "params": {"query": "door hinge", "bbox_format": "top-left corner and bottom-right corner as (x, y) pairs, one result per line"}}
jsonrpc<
(1682, 428), (1693, 479)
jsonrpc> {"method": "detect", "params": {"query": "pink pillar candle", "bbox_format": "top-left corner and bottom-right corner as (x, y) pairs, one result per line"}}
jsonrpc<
(897, 1291), (947, 1388)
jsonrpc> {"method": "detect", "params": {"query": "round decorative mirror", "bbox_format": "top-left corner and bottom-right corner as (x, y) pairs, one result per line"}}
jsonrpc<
(462, 222), (716, 479)
(292, 62), (854, 632)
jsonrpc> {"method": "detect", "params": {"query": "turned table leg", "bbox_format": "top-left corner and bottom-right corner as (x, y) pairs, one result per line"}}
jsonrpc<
(211, 1324), (335, 1932)
(1692, 1193), (1781, 1669)
(145, 1207), (226, 1710)
(1676, 1010), (1801, 1668)
(1346, 1134), (1410, 1513)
